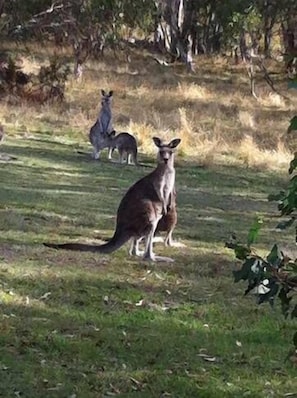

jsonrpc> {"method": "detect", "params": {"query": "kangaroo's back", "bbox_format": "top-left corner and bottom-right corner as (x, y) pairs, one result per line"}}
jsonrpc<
(107, 132), (138, 165)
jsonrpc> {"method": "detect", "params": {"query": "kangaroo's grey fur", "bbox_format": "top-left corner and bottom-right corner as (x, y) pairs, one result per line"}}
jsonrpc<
(89, 89), (114, 160)
(44, 137), (181, 262)
(105, 131), (138, 165)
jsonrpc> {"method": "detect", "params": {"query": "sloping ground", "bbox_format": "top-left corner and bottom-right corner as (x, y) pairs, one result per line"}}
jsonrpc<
(0, 136), (296, 397)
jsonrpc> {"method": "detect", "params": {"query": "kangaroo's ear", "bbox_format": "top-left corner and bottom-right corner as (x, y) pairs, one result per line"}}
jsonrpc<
(101, 89), (106, 96)
(153, 137), (162, 148)
(168, 138), (181, 149)
(109, 90), (113, 97)
(109, 130), (116, 137)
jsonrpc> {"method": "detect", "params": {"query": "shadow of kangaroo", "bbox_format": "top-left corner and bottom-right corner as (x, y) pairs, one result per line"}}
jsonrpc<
(44, 137), (181, 262)
(89, 89), (114, 160)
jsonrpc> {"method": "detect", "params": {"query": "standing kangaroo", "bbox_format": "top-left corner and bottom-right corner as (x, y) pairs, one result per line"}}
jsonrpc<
(44, 137), (181, 262)
(89, 89), (114, 160)
(106, 131), (138, 165)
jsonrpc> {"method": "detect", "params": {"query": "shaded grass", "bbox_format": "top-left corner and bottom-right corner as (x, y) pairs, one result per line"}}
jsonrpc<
(0, 136), (296, 397)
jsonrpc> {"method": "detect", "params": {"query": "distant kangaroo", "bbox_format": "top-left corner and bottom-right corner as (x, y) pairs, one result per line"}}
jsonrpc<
(44, 137), (181, 262)
(89, 89), (114, 160)
(106, 131), (138, 165)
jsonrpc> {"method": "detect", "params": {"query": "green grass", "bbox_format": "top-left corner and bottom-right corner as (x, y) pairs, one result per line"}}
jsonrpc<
(0, 135), (296, 398)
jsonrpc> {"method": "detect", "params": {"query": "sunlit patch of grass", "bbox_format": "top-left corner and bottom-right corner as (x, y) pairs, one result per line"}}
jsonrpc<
(237, 135), (291, 170)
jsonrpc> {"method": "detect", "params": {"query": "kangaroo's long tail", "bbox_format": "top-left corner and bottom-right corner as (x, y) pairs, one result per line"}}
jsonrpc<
(44, 229), (130, 254)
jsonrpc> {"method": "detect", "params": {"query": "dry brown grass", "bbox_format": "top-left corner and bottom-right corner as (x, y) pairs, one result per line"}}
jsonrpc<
(1, 45), (296, 170)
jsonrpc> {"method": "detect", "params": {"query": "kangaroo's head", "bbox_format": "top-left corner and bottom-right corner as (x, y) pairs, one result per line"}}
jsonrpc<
(153, 137), (181, 167)
(101, 89), (113, 108)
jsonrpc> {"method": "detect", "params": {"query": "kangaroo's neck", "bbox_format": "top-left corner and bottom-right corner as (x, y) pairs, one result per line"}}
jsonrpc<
(156, 159), (175, 175)
(154, 162), (176, 190)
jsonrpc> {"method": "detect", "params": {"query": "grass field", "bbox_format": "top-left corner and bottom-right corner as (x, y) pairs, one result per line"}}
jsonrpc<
(0, 49), (297, 397)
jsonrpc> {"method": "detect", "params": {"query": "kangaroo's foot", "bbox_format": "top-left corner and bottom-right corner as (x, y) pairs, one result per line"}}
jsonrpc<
(152, 236), (164, 243)
(129, 238), (144, 257)
(142, 253), (174, 263)
(93, 151), (100, 160)
(107, 148), (113, 160)
(129, 247), (144, 257)
(169, 241), (186, 248)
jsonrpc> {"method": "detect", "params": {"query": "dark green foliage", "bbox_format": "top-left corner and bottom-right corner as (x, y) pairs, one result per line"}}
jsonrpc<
(0, 0), (296, 66)
(0, 55), (30, 92)
(38, 57), (70, 102)
(227, 230), (297, 319)
(229, 116), (297, 352)
(247, 217), (263, 246)
(288, 116), (297, 133)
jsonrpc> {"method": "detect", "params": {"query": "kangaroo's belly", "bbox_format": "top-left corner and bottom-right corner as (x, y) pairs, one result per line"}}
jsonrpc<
(117, 199), (163, 238)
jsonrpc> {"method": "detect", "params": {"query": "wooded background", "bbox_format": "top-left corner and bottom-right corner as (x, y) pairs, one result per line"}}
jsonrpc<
(1, 0), (296, 70)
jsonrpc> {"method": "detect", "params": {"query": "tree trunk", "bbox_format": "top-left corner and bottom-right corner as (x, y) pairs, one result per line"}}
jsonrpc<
(155, 0), (195, 71)
(263, 1), (277, 57)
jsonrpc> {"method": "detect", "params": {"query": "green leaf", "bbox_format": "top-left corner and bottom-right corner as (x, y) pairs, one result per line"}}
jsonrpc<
(268, 191), (285, 202)
(289, 153), (297, 174)
(258, 281), (279, 306)
(233, 257), (261, 283)
(288, 116), (297, 133)
(234, 244), (251, 260)
(266, 244), (283, 268)
(293, 331), (297, 348)
(247, 217), (263, 246)
(291, 304), (297, 319)
(276, 217), (295, 230)
(279, 287), (292, 318)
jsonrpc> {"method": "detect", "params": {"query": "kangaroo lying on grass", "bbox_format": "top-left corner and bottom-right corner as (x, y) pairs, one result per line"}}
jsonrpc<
(89, 89), (114, 160)
(44, 136), (181, 262)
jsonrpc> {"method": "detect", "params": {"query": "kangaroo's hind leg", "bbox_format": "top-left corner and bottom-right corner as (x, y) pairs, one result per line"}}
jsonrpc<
(93, 143), (101, 160)
(129, 237), (144, 256)
(107, 146), (114, 160)
(142, 221), (174, 263)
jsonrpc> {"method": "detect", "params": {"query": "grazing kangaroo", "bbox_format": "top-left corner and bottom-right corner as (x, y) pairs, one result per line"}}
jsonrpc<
(89, 89), (114, 160)
(106, 131), (138, 165)
(44, 137), (181, 262)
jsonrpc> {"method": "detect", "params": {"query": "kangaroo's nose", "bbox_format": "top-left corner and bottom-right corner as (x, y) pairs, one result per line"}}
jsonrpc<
(164, 158), (168, 164)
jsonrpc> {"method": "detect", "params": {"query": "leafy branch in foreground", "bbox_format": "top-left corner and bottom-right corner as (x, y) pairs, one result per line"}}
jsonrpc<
(227, 116), (297, 357)
(226, 222), (297, 355)
(267, 116), (297, 237)
(226, 226), (297, 318)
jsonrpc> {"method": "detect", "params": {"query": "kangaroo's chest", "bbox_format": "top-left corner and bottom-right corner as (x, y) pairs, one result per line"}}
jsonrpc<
(158, 170), (175, 200)
(99, 109), (113, 132)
